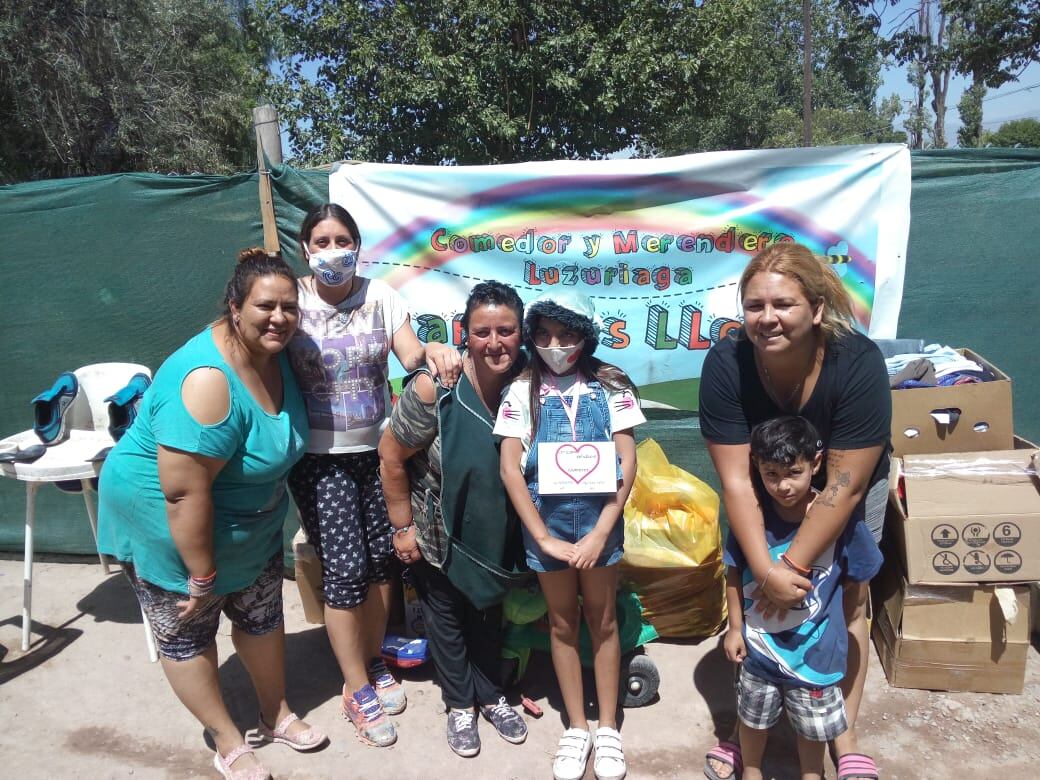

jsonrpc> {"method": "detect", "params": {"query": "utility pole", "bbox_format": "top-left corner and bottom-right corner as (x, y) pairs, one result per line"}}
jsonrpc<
(802, 0), (813, 146)
(253, 104), (283, 255)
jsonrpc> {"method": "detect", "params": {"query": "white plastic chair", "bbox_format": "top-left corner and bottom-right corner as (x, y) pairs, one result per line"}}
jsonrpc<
(0, 362), (159, 660)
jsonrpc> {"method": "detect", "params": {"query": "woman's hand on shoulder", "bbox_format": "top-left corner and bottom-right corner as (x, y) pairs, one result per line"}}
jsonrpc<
(410, 371), (438, 404)
(424, 341), (462, 387)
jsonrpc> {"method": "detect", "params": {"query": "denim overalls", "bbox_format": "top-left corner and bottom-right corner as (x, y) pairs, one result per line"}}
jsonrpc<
(523, 375), (625, 573)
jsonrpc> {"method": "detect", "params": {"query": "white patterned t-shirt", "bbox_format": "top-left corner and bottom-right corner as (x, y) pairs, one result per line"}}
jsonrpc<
(287, 276), (409, 453)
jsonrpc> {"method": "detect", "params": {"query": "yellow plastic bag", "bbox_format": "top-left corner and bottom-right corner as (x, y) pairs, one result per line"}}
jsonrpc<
(622, 438), (721, 568)
(621, 438), (727, 638)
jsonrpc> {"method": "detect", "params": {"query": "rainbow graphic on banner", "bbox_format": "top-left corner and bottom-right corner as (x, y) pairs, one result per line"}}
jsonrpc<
(329, 147), (910, 401)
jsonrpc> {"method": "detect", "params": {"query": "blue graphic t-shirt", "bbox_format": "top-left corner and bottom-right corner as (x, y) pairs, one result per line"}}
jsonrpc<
(724, 500), (882, 688)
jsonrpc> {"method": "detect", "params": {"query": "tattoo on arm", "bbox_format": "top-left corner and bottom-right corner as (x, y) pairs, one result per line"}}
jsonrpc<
(817, 451), (851, 507)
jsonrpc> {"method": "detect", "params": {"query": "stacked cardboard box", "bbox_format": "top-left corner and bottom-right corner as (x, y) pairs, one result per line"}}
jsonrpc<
(874, 349), (1036, 694)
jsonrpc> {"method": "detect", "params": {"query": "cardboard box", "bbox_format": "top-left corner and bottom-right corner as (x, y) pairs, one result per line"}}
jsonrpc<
(887, 446), (1040, 584)
(890, 349), (1013, 457)
(402, 582), (425, 637)
(292, 528), (326, 625)
(872, 559), (1030, 694)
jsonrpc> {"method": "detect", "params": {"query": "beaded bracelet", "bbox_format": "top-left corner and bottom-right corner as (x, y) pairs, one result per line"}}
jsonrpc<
(392, 523), (414, 536)
(187, 571), (216, 598)
(780, 552), (810, 576)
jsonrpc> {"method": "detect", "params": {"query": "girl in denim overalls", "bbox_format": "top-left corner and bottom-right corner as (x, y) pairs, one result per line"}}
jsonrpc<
(495, 292), (644, 780)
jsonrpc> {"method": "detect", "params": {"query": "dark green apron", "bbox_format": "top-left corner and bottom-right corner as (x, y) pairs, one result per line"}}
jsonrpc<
(436, 373), (528, 609)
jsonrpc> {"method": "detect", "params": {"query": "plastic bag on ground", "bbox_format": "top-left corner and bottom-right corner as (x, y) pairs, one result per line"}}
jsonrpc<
(621, 438), (727, 637)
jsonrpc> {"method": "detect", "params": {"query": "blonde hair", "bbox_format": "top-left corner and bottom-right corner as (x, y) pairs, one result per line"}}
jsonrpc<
(738, 243), (855, 341)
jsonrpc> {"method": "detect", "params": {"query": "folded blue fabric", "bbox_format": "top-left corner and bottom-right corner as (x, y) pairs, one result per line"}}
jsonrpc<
(32, 372), (79, 445)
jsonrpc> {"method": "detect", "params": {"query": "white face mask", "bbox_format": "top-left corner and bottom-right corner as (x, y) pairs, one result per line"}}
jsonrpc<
(536, 342), (583, 375)
(306, 247), (357, 288)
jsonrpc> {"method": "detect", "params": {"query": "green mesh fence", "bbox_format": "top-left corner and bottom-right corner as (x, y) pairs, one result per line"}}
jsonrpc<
(1, 150), (1037, 553)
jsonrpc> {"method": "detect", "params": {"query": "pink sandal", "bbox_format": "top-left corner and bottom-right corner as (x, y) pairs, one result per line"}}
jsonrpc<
(213, 744), (271, 780)
(704, 740), (743, 780)
(250, 712), (329, 751)
(837, 753), (879, 780)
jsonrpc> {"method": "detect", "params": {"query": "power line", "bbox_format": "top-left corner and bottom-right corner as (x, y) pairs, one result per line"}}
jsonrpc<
(982, 80), (1040, 103)
(980, 110), (1040, 128)
(941, 80), (1040, 114)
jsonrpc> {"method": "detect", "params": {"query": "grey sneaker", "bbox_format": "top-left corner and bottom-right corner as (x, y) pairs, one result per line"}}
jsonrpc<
(480, 696), (528, 744)
(446, 708), (480, 757)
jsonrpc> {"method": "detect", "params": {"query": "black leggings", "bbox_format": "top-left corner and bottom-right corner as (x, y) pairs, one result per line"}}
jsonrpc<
(409, 559), (505, 710)
(289, 451), (395, 609)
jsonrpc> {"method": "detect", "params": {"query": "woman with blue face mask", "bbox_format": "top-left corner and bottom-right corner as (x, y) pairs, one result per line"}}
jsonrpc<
(285, 203), (461, 747)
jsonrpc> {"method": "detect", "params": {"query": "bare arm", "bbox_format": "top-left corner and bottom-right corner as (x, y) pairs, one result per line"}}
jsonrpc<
(159, 446), (225, 579)
(723, 567), (747, 663)
(572, 429), (637, 569)
(706, 439), (811, 610)
(705, 440), (773, 583)
(158, 367), (229, 617)
(785, 444), (884, 570)
(500, 436), (575, 563)
(377, 374), (438, 561)
(391, 317), (461, 386)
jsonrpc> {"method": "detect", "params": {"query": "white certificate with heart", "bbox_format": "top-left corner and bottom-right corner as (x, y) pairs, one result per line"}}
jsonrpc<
(536, 441), (618, 495)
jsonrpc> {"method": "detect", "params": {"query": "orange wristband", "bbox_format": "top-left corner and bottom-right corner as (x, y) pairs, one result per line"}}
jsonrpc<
(781, 553), (810, 576)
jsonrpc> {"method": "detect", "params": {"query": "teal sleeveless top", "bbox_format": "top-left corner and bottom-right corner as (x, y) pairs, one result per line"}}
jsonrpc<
(98, 328), (308, 594)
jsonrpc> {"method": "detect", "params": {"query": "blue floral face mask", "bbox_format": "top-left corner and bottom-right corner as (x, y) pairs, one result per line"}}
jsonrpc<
(306, 247), (357, 288)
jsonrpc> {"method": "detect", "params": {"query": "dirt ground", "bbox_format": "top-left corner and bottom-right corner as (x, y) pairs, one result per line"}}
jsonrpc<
(1, 555), (1038, 779)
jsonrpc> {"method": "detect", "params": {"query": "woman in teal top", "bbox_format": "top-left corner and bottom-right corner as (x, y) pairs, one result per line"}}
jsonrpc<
(99, 248), (326, 780)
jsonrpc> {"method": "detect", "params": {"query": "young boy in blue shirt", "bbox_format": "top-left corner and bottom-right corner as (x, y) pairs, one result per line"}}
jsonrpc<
(723, 416), (882, 780)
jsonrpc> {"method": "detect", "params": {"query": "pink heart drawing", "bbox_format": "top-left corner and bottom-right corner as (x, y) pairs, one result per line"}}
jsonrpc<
(554, 444), (601, 484)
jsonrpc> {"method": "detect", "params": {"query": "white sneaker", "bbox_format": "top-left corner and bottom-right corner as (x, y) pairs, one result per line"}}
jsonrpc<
(593, 726), (626, 780)
(552, 728), (592, 780)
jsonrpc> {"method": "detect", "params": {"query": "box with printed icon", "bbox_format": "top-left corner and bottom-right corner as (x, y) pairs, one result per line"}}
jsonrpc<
(886, 441), (1040, 585)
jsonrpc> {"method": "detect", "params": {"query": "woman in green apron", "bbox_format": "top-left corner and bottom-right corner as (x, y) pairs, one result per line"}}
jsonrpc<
(378, 281), (529, 758)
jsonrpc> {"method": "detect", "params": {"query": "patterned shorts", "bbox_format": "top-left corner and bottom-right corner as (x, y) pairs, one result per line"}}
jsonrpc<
(737, 666), (847, 742)
(123, 553), (284, 662)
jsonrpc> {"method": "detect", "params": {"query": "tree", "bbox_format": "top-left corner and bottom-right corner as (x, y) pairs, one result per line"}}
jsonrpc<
(956, 80), (985, 147)
(762, 98), (907, 147)
(904, 60), (931, 149)
(639, 0), (891, 155)
(263, 0), (890, 164)
(881, 1), (1040, 149)
(262, 0), (702, 165)
(0, 0), (269, 182)
(985, 118), (1040, 147)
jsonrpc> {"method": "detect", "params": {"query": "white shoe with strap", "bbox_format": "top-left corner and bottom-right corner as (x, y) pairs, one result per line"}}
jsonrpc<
(552, 727), (592, 780)
(593, 726), (627, 780)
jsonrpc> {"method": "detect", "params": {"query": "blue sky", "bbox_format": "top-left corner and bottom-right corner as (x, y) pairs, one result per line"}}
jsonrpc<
(880, 58), (1040, 143)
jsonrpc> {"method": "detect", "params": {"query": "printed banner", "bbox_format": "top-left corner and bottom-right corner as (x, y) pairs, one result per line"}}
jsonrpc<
(329, 145), (910, 405)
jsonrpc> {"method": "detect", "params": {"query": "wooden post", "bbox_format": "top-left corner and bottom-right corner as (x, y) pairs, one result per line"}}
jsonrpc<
(253, 104), (283, 254)
(801, 0), (812, 146)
